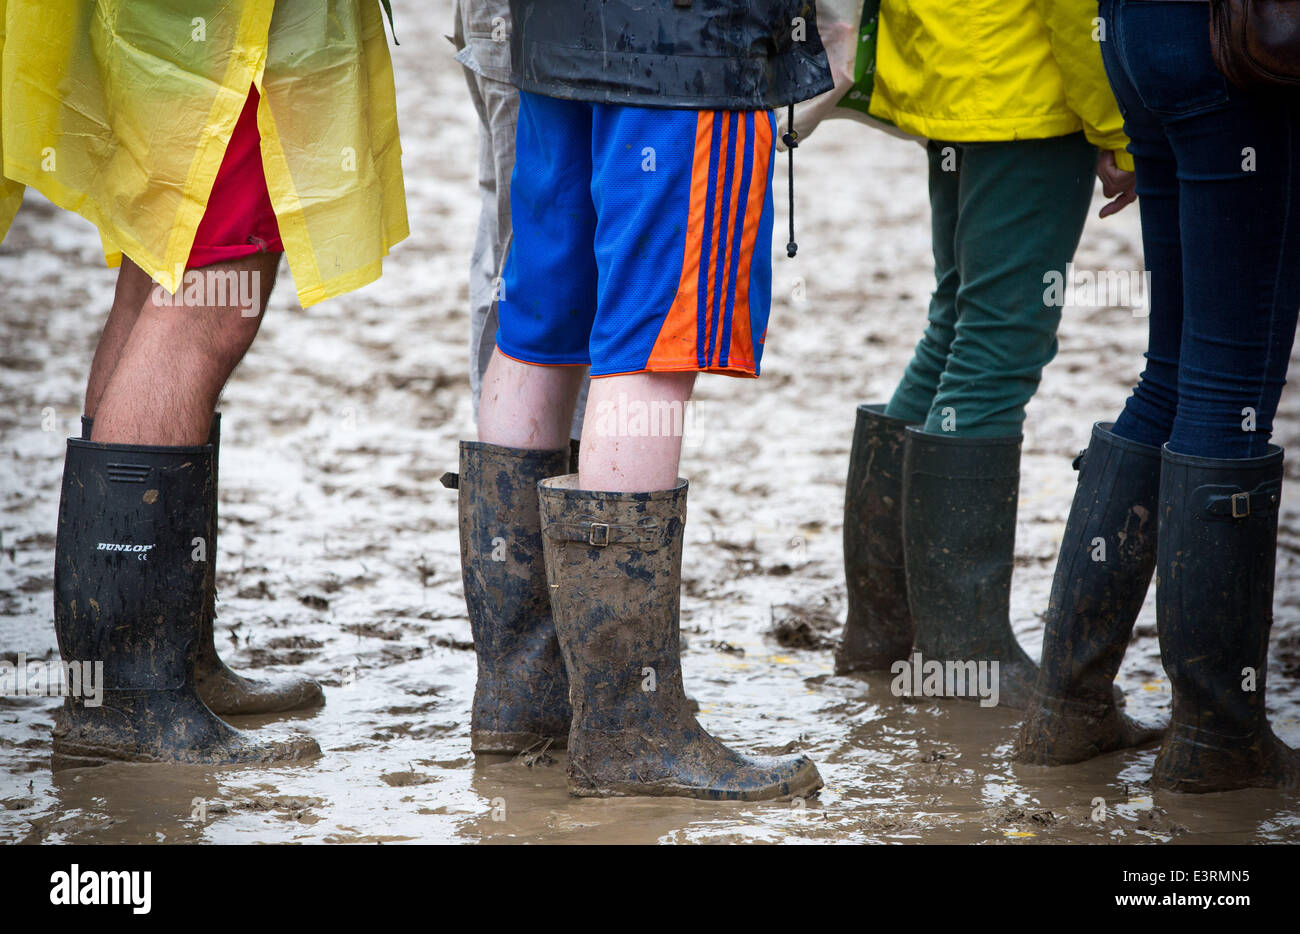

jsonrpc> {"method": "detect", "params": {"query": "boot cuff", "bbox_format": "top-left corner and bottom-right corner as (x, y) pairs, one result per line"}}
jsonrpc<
(66, 437), (211, 457)
(1162, 443), (1283, 471)
(856, 403), (918, 428)
(540, 474), (687, 501)
(539, 475), (687, 549)
(459, 439), (570, 462)
(1091, 422), (1162, 460)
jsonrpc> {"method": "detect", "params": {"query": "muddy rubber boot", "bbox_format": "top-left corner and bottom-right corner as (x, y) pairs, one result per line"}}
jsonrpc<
(1150, 444), (1299, 793)
(1016, 424), (1164, 764)
(539, 475), (822, 800)
(452, 442), (572, 754)
(901, 429), (1038, 709)
(51, 439), (321, 768)
(562, 439), (705, 711)
(83, 415), (324, 715)
(836, 404), (918, 674)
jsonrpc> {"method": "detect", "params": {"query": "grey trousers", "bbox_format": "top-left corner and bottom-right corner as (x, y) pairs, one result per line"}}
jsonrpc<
(453, 0), (588, 439)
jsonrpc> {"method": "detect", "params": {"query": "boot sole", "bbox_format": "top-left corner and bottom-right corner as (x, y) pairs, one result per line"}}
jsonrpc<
(51, 742), (164, 770)
(52, 738), (321, 770)
(472, 731), (568, 755)
(203, 691), (327, 717)
(197, 670), (327, 716)
(568, 763), (824, 802)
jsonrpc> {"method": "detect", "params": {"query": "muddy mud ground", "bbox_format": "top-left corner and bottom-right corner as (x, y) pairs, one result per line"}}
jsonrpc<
(2, 5), (1299, 844)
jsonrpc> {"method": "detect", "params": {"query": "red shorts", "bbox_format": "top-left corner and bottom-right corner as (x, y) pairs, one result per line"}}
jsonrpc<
(188, 86), (283, 269)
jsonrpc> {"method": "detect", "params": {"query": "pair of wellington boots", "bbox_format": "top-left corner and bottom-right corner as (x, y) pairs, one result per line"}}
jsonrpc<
(452, 441), (822, 801)
(835, 404), (1038, 709)
(838, 403), (1297, 791)
(1016, 427), (1298, 793)
(50, 417), (322, 769)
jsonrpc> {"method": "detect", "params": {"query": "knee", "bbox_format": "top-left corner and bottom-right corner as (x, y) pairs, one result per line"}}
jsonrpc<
(151, 259), (275, 371)
(139, 294), (261, 379)
(204, 311), (261, 372)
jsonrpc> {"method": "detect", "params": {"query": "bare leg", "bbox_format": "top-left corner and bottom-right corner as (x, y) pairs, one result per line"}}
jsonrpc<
(477, 347), (585, 450)
(84, 259), (155, 418)
(579, 372), (695, 492)
(90, 254), (280, 446)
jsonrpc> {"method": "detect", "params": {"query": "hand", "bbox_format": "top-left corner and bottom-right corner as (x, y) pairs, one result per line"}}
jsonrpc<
(1097, 150), (1136, 218)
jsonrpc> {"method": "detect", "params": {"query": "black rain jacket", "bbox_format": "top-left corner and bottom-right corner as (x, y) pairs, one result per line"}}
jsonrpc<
(508, 0), (834, 110)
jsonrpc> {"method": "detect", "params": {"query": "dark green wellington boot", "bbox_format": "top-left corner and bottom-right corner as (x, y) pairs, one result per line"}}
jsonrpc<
(83, 416), (324, 715)
(452, 442), (572, 754)
(51, 439), (321, 768)
(1151, 444), (1299, 793)
(1016, 423), (1164, 764)
(538, 475), (822, 800)
(835, 404), (918, 674)
(901, 429), (1038, 710)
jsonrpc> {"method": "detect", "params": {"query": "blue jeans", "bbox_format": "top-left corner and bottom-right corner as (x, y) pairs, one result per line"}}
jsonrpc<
(1100, 0), (1300, 459)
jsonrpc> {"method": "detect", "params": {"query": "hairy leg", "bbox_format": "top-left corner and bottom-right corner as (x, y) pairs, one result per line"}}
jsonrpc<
(579, 371), (695, 492)
(84, 259), (155, 418)
(90, 254), (280, 446)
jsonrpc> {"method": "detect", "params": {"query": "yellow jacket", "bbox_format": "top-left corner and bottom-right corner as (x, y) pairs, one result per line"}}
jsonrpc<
(869, 0), (1134, 170)
(0, 0), (408, 306)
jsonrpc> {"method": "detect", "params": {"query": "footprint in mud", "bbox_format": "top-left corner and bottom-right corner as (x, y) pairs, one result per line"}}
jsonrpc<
(380, 770), (437, 787)
(209, 794), (324, 824)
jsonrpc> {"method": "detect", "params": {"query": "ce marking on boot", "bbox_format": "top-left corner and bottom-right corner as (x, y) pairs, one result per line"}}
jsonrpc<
(96, 542), (155, 561)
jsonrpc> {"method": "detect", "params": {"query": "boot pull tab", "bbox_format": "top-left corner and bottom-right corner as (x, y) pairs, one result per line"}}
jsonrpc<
(440, 471), (459, 490)
(1071, 450), (1086, 471)
(782, 104), (798, 258)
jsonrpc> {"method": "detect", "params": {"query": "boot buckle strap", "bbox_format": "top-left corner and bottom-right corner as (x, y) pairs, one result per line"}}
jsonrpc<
(1200, 480), (1281, 520)
(547, 520), (661, 547)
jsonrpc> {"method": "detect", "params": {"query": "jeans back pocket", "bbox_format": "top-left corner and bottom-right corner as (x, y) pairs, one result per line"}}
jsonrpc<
(1116, 0), (1231, 118)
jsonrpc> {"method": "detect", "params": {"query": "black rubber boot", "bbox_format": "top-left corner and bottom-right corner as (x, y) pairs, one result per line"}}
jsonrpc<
(901, 428), (1038, 709)
(836, 404), (917, 674)
(83, 415), (324, 715)
(568, 438), (581, 475)
(51, 439), (321, 768)
(539, 475), (822, 800)
(1016, 423), (1164, 764)
(454, 442), (572, 754)
(1150, 444), (1299, 793)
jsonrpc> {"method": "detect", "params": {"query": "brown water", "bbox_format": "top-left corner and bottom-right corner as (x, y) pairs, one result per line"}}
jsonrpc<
(2, 2), (1299, 844)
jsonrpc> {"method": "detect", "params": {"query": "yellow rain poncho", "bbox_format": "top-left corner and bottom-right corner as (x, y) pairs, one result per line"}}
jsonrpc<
(0, 0), (408, 306)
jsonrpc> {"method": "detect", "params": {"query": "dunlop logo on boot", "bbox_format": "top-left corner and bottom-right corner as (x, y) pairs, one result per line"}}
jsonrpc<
(96, 542), (155, 559)
(106, 463), (151, 483)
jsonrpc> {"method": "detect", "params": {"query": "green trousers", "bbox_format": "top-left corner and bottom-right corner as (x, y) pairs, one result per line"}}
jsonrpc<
(885, 133), (1097, 437)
